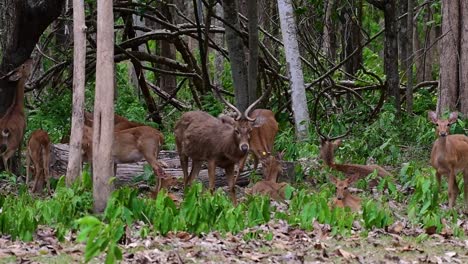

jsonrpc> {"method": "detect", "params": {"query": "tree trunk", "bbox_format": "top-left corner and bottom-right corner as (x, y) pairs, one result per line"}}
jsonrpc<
(322, 0), (336, 60)
(66, 0), (87, 185)
(0, 0), (65, 116)
(160, 1), (178, 94)
(406, 0), (414, 114)
(213, 3), (225, 87)
(222, 0), (249, 111)
(342, 0), (362, 76)
(437, 0), (459, 115)
(460, 0), (468, 116)
(93, 0), (115, 213)
(383, 0), (400, 114)
(247, 0), (259, 104)
(277, 0), (310, 141)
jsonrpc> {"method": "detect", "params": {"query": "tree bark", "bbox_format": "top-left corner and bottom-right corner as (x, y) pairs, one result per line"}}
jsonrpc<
(247, 0), (259, 104)
(406, 0), (414, 113)
(222, 0), (249, 111)
(0, 0), (65, 116)
(437, 0), (459, 115)
(213, 3), (225, 87)
(322, 0), (336, 60)
(159, 0), (178, 94)
(277, 0), (310, 141)
(342, 0), (362, 76)
(383, 0), (400, 114)
(66, 0), (87, 185)
(93, 0), (115, 213)
(460, 0), (468, 116)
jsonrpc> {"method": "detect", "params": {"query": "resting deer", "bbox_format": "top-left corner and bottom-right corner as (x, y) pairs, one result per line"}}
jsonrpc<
(82, 125), (169, 192)
(26, 130), (51, 193)
(0, 60), (32, 172)
(261, 151), (284, 182)
(330, 175), (361, 212)
(174, 91), (265, 204)
(247, 181), (289, 201)
(428, 111), (468, 211)
(320, 137), (391, 181)
(233, 109), (279, 176)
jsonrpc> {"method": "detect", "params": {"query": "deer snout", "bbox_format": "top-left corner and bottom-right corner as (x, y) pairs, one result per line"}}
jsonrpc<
(439, 131), (447, 137)
(240, 144), (249, 154)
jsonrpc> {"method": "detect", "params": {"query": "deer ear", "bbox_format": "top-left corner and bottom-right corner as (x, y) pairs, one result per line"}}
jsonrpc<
(329, 175), (337, 184)
(448, 112), (458, 124)
(428, 111), (438, 124)
(332, 139), (342, 148)
(348, 175), (359, 185)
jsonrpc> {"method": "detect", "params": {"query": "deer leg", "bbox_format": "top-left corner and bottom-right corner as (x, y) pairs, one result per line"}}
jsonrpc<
(225, 165), (237, 205)
(207, 160), (216, 193)
(26, 152), (31, 185)
(43, 148), (50, 194)
(180, 155), (189, 186)
(236, 155), (248, 183)
(252, 153), (259, 171)
(461, 169), (468, 213)
(448, 170), (458, 208)
(435, 171), (442, 192)
(2, 156), (9, 172)
(186, 161), (202, 189)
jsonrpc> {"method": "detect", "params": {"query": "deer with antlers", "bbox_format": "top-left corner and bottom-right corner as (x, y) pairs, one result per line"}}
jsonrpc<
(174, 91), (265, 204)
(0, 60), (32, 173)
(26, 130), (52, 193)
(428, 111), (468, 211)
(330, 175), (361, 212)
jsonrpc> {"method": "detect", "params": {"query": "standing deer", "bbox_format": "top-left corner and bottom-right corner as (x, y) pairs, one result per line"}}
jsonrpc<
(330, 175), (361, 212)
(174, 94), (264, 204)
(0, 60), (32, 173)
(82, 125), (169, 192)
(26, 130), (51, 193)
(428, 111), (468, 211)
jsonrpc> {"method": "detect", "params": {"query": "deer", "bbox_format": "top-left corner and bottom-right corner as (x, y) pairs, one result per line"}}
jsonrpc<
(82, 124), (170, 192)
(428, 111), (468, 211)
(26, 130), (51, 193)
(246, 180), (289, 201)
(330, 175), (361, 212)
(0, 60), (32, 173)
(174, 91), (265, 204)
(232, 109), (279, 181)
(260, 151), (284, 182)
(84, 111), (145, 131)
(319, 135), (391, 181)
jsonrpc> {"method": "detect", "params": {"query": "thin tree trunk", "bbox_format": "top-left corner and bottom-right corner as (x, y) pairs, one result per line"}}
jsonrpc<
(460, 0), (468, 116)
(159, 1), (177, 94)
(222, 0), (249, 111)
(93, 0), (115, 213)
(247, 0), (259, 104)
(437, 0), (459, 115)
(213, 3), (225, 87)
(322, 0), (336, 60)
(406, 0), (414, 113)
(66, 0), (87, 185)
(277, 0), (309, 141)
(383, 0), (400, 115)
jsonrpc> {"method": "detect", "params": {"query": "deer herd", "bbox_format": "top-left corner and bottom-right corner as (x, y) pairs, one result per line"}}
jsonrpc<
(0, 60), (467, 213)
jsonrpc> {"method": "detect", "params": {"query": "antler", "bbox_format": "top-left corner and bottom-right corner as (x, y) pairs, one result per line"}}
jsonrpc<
(214, 87), (243, 120)
(313, 87), (352, 141)
(244, 91), (268, 122)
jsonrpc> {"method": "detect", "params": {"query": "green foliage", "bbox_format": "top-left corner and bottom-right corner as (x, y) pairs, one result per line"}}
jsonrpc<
(362, 199), (394, 229)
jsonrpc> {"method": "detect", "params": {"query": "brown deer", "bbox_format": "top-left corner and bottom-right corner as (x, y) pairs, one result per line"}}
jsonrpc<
(330, 175), (361, 212)
(319, 137), (391, 181)
(428, 111), (468, 211)
(174, 92), (265, 204)
(84, 111), (145, 131)
(260, 151), (284, 182)
(0, 60), (32, 172)
(246, 181), (289, 201)
(82, 125), (168, 191)
(26, 130), (51, 193)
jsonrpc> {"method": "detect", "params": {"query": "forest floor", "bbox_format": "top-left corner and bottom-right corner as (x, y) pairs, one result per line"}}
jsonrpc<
(0, 188), (467, 264)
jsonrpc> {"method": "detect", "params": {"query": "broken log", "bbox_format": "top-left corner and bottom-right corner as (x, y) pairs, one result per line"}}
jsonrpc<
(50, 144), (295, 188)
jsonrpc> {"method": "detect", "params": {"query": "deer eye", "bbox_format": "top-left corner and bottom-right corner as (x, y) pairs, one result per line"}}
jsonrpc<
(344, 187), (348, 190)
(436, 124), (439, 126)
(234, 129), (240, 135)
(447, 123), (451, 126)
